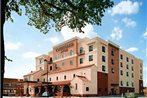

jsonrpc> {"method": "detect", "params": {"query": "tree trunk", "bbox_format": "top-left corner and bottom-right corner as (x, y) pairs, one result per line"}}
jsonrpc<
(1, 0), (9, 96)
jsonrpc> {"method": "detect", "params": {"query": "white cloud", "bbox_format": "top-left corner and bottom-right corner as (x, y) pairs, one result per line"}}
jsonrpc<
(44, 36), (61, 45)
(110, 27), (122, 40)
(110, 0), (140, 15)
(61, 24), (99, 40)
(22, 52), (41, 59)
(125, 47), (138, 52)
(122, 17), (136, 27)
(5, 42), (22, 50)
(143, 28), (147, 38)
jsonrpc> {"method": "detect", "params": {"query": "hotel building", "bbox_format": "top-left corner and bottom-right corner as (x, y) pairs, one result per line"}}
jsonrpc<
(23, 36), (143, 96)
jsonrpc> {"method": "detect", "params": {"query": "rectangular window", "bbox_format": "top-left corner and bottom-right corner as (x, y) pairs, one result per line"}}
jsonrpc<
(132, 59), (134, 64)
(120, 70), (123, 75)
(89, 45), (93, 52)
(75, 83), (77, 90)
(121, 81), (123, 86)
(111, 68), (114, 73)
(126, 82), (129, 86)
(62, 62), (64, 66)
(132, 66), (134, 71)
(62, 52), (66, 58)
(120, 54), (123, 59)
(73, 74), (76, 78)
(55, 64), (58, 69)
(70, 60), (73, 65)
(140, 69), (142, 74)
(102, 65), (106, 72)
(126, 64), (129, 69)
(111, 59), (114, 65)
(126, 57), (129, 62)
(132, 73), (134, 78)
(64, 75), (66, 80)
(56, 77), (58, 80)
(102, 46), (105, 52)
(120, 62), (123, 67)
(89, 55), (93, 61)
(126, 72), (129, 77)
(86, 87), (89, 91)
(80, 58), (83, 64)
(111, 50), (114, 56)
(50, 78), (51, 81)
(132, 82), (134, 87)
(102, 56), (106, 62)
(50, 66), (52, 70)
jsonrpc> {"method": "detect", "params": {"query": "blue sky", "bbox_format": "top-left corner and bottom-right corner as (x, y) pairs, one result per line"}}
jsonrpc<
(4, 0), (147, 86)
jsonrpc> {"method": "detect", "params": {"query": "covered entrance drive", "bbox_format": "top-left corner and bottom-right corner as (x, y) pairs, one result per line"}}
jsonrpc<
(23, 80), (71, 97)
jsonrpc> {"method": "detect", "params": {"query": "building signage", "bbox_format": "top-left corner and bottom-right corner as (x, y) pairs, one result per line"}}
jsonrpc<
(56, 43), (74, 52)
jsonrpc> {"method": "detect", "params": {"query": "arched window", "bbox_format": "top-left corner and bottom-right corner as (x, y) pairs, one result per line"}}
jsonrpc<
(70, 50), (74, 56)
(80, 47), (83, 53)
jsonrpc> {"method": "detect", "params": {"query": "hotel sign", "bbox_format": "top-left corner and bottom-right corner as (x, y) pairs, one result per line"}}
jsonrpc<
(56, 43), (74, 52)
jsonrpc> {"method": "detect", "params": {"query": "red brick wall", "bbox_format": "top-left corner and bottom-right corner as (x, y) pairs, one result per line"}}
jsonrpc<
(97, 72), (108, 96)
(108, 44), (119, 95)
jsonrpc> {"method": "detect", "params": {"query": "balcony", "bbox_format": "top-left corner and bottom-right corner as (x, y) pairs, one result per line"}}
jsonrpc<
(78, 51), (85, 56)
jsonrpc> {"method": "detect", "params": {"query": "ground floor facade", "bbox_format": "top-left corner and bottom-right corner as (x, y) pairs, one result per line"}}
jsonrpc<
(23, 64), (143, 97)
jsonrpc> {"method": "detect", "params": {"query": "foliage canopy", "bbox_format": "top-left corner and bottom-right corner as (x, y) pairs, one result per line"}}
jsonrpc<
(5, 0), (114, 34)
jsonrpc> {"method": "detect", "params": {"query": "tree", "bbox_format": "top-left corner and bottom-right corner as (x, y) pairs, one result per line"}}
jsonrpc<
(1, 0), (114, 96)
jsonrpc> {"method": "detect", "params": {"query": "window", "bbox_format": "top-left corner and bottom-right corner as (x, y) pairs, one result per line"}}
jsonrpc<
(50, 78), (51, 81)
(111, 68), (114, 73)
(80, 58), (83, 64)
(131, 59), (134, 64)
(62, 52), (66, 58)
(126, 82), (129, 86)
(70, 60), (73, 65)
(126, 72), (129, 77)
(62, 62), (64, 66)
(37, 79), (39, 82)
(121, 81), (123, 86)
(73, 74), (76, 78)
(75, 83), (77, 90)
(80, 47), (84, 53)
(89, 55), (93, 61)
(140, 63), (142, 68)
(126, 64), (129, 69)
(50, 66), (52, 70)
(40, 67), (42, 70)
(86, 87), (89, 91)
(132, 66), (134, 71)
(132, 82), (134, 87)
(102, 65), (106, 72)
(140, 75), (142, 79)
(120, 70), (123, 75)
(102, 46), (105, 52)
(120, 62), (123, 67)
(126, 57), (129, 62)
(56, 77), (58, 81)
(43, 79), (45, 82)
(102, 56), (106, 62)
(64, 75), (66, 80)
(140, 70), (142, 74)
(120, 54), (123, 59)
(70, 50), (74, 56)
(55, 64), (58, 69)
(111, 50), (114, 56)
(111, 59), (114, 65)
(54, 55), (58, 60)
(132, 73), (134, 78)
(89, 45), (93, 52)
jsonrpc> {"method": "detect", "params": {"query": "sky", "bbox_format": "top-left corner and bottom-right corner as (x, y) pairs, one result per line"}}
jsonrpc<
(4, 0), (147, 86)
